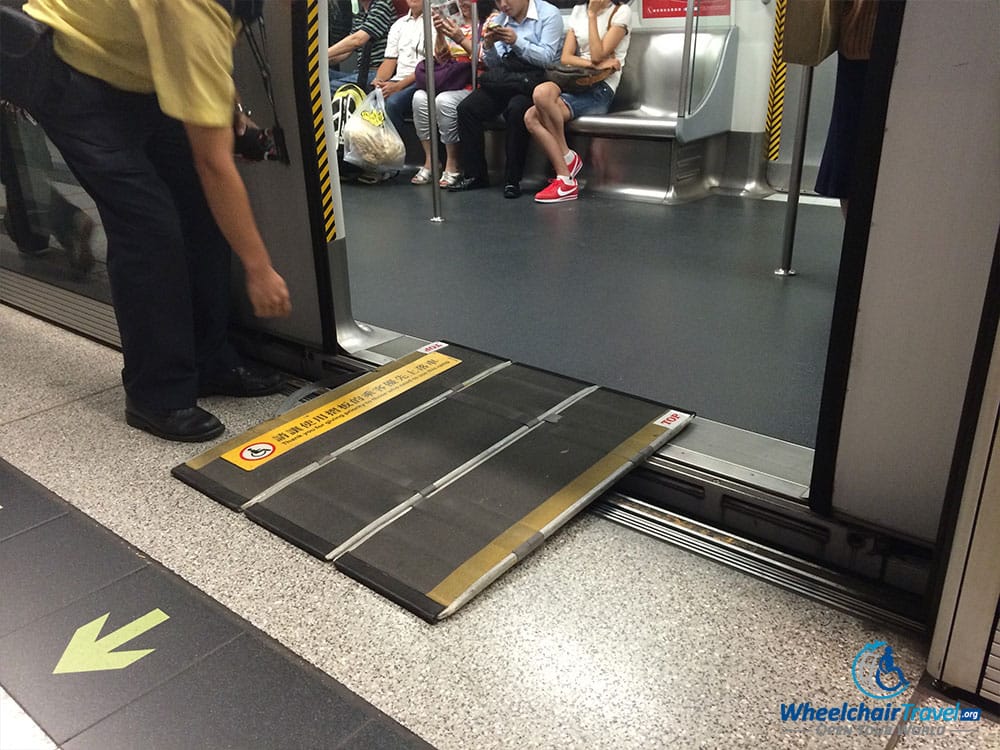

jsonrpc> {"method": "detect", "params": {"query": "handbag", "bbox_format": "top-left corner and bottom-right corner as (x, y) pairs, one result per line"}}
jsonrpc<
(782, 0), (843, 67)
(413, 58), (473, 92)
(545, 64), (613, 95)
(0, 6), (54, 112)
(839, 0), (878, 61)
(478, 51), (546, 98)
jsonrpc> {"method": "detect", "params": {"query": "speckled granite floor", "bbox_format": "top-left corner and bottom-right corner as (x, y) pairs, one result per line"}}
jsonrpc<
(1, 304), (998, 750)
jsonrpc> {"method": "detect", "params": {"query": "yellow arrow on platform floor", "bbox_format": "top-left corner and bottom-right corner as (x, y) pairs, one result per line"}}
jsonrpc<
(52, 609), (170, 674)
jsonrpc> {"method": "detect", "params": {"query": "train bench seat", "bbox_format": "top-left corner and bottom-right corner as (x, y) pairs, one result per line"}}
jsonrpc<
(491, 24), (739, 203)
(569, 25), (736, 142)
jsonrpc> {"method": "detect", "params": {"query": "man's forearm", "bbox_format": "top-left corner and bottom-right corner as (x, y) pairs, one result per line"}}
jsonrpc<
(197, 161), (271, 273)
(329, 30), (372, 63)
(184, 124), (272, 274)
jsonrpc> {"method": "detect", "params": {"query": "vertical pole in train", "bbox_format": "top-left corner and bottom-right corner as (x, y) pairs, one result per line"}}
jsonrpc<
(775, 67), (812, 277)
(764, 0), (799, 277)
(470, 3), (479, 89)
(423, 0), (444, 222)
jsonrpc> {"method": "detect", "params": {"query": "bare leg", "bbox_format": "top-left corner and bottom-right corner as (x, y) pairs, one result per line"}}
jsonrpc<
(534, 83), (572, 160)
(526, 84), (572, 178)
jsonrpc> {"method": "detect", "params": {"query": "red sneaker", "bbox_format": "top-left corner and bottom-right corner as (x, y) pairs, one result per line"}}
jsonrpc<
(567, 150), (583, 178)
(535, 177), (579, 203)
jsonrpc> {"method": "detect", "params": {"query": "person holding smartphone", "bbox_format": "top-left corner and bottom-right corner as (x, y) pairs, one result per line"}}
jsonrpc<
(449, 0), (563, 199)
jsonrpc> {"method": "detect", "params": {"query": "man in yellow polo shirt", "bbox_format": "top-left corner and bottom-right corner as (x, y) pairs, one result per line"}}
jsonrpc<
(22, 0), (292, 442)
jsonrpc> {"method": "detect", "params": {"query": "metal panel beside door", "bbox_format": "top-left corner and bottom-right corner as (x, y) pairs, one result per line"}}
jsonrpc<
(928, 248), (1000, 701)
(231, 0), (400, 360)
(818, 0), (1000, 542)
(230, 0), (330, 350)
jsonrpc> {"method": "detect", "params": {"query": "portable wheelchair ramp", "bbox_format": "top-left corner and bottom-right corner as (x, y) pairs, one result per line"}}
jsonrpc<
(173, 344), (692, 621)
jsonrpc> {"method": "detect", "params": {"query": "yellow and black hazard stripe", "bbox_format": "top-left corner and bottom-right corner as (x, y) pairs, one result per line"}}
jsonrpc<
(293, 0), (336, 242)
(307, 0), (335, 240)
(764, 0), (787, 161)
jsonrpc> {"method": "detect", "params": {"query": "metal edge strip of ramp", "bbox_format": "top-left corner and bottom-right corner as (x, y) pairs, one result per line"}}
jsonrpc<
(173, 343), (693, 620)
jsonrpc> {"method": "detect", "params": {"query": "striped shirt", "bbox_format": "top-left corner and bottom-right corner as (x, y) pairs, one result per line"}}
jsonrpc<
(351, 0), (397, 69)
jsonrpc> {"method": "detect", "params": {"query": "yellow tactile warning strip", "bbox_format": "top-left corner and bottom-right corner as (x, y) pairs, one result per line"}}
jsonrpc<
(306, 0), (336, 241)
(425, 417), (684, 609)
(765, 0), (787, 161)
(183, 349), (449, 472)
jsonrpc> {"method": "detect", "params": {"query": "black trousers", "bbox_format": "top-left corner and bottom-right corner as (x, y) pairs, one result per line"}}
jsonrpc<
(32, 52), (238, 410)
(456, 88), (532, 185)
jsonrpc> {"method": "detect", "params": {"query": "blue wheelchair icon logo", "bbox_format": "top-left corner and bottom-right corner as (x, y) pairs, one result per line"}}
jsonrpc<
(852, 641), (910, 700)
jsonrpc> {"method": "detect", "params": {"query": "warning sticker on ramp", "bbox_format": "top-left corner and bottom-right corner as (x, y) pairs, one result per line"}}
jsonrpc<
(222, 353), (462, 470)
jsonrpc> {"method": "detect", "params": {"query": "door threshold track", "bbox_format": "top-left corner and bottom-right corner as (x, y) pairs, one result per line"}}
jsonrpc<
(592, 493), (925, 634)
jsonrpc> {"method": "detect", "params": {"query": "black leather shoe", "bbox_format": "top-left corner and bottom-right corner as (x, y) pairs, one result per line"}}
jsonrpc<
(199, 364), (285, 397)
(448, 176), (489, 192)
(503, 183), (521, 199)
(125, 399), (224, 442)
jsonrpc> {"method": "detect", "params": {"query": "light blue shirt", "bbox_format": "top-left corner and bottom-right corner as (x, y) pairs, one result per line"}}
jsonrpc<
(483, 0), (563, 68)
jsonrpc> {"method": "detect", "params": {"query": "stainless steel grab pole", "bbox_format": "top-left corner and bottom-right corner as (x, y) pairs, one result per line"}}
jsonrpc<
(775, 65), (813, 277)
(422, 0), (443, 221)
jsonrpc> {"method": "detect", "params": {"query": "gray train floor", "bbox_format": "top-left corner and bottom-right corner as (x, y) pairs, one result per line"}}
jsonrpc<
(341, 180), (844, 448)
(4, 304), (1000, 749)
(3, 175), (839, 447)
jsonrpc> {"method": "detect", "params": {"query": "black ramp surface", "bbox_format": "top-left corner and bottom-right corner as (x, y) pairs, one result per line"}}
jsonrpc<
(337, 389), (687, 621)
(246, 364), (588, 559)
(173, 345), (505, 509)
(246, 460), (416, 559)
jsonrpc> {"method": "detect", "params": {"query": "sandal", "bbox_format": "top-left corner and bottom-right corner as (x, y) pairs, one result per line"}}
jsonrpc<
(411, 167), (432, 185)
(438, 170), (461, 188)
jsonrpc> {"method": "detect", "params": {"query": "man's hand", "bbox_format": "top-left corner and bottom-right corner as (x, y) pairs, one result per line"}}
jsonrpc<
(376, 79), (403, 97)
(245, 265), (291, 318)
(490, 26), (517, 46)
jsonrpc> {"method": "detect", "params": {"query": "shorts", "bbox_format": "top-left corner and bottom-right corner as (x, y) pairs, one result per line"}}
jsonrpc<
(560, 82), (614, 119)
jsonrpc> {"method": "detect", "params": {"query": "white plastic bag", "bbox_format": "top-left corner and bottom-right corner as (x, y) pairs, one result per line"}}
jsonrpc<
(342, 87), (405, 173)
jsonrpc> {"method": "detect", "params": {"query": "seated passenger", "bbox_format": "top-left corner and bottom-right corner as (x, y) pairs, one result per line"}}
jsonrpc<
(525, 0), (631, 203)
(327, 0), (397, 90)
(373, 0), (427, 146)
(449, 0), (563, 199)
(410, 0), (476, 187)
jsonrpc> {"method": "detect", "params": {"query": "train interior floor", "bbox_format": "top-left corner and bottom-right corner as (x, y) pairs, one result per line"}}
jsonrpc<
(340, 177), (845, 448)
(3, 304), (1000, 749)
